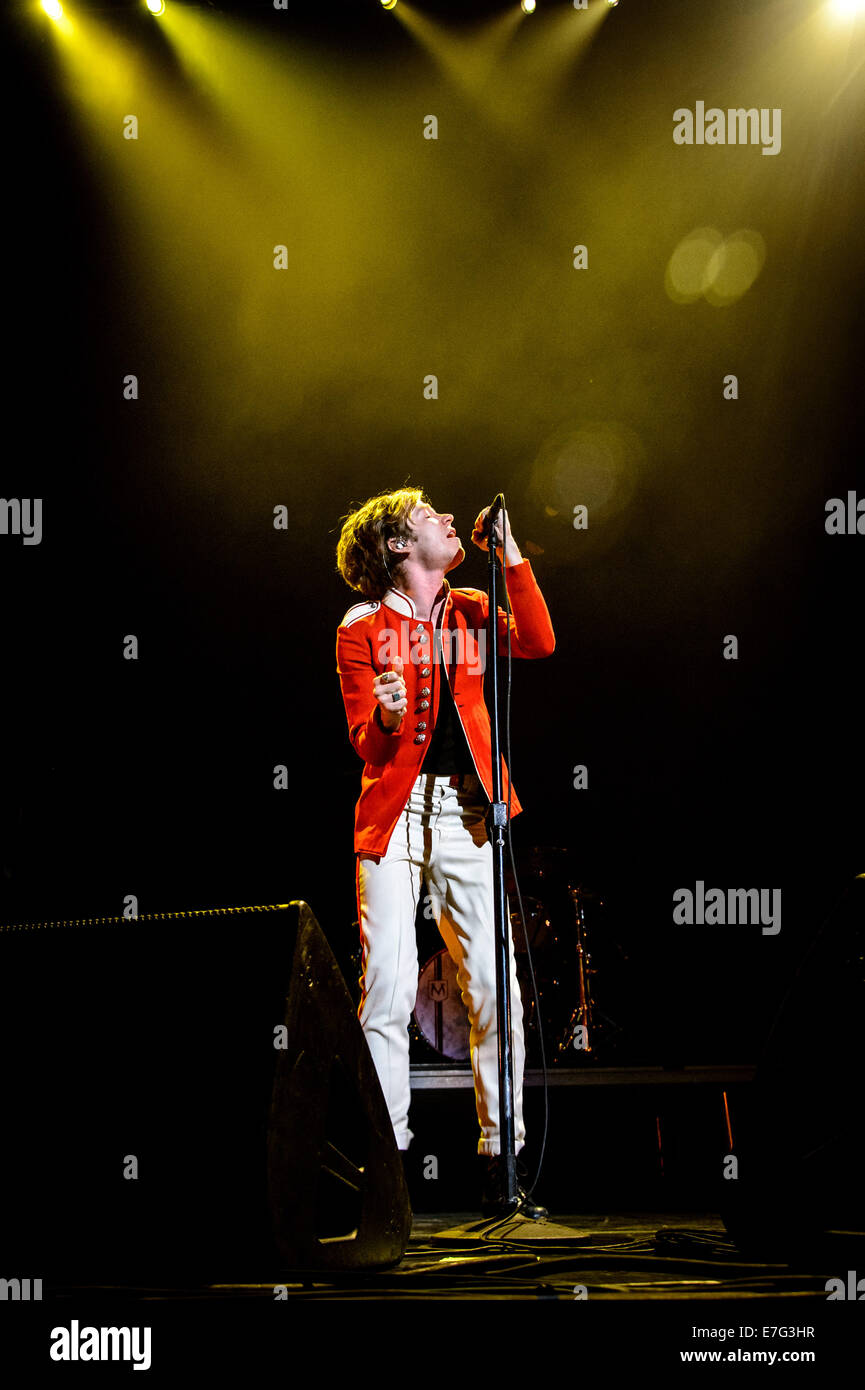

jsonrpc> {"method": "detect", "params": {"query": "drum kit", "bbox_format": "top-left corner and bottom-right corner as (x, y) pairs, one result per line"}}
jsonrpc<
(412, 845), (625, 1065)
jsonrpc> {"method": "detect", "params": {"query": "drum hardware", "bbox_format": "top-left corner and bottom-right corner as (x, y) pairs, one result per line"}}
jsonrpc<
(555, 883), (624, 1059)
(556, 883), (597, 1056)
(404, 850), (627, 1064)
(508, 896), (553, 953)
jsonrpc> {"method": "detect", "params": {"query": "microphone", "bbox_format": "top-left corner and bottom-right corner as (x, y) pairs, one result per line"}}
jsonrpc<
(482, 493), (506, 546)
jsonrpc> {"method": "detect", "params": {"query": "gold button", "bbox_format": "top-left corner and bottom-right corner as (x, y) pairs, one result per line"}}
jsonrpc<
(415, 722), (427, 731)
(417, 700), (430, 711)
(419, 686), (430, 696)
(414, 734), (426, 744)
(420, 667), (430, 677)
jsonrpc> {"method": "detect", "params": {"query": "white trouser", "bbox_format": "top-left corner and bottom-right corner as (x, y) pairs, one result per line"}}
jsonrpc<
(356, 771), (525, 1156)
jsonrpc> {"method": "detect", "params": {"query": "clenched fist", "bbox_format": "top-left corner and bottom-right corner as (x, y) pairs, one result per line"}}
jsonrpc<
(471, 504), (523, 565)
(374, 656), (407, 731)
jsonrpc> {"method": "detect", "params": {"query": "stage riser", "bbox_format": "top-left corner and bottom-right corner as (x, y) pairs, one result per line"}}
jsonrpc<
(403, 1083), (751, 1213)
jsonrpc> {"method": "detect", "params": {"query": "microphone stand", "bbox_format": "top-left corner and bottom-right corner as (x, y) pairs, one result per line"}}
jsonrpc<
(484, 494), (518, 1208)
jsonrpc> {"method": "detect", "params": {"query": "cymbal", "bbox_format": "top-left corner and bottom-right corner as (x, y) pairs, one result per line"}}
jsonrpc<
(517, 846), (601, 894)
(524, 845), (576, 870)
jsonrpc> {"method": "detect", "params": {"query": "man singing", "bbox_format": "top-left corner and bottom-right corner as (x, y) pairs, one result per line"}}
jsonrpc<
(335, 487), (555, 1218)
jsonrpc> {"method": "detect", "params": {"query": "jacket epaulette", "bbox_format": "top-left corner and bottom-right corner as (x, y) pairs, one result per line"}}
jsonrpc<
(340, 600), (380, 628)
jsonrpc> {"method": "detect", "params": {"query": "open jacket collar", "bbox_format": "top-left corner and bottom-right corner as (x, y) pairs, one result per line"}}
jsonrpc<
(381, 579), (451, 625)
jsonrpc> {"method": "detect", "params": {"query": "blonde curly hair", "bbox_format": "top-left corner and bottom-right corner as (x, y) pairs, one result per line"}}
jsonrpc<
(336, 486), (429, 601)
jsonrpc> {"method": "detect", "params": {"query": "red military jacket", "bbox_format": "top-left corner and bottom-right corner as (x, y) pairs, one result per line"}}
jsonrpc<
(336, 559), (555, 858)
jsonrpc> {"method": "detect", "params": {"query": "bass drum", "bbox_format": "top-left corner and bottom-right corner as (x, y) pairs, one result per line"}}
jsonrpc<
(413, 949), (470, 1061)
(413, 943), (553, 1064)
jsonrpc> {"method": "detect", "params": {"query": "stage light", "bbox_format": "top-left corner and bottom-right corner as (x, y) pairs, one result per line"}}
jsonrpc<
(145, 0), (166, 15)
(521, 0), (536, 13)
(40, 0), (64, 19)
(381, 0), (398, 10)
(828, 0), (865, 17)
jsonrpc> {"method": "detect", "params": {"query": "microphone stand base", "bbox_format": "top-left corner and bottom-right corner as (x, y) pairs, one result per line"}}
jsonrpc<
(478, 1155), (549, 1222)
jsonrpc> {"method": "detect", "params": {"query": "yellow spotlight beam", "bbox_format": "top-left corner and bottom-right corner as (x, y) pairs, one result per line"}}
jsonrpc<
(827, 0), (865, 18)
(389, 3), (525, 108)
(390, 1), (610, 140)
(40, 0), (73, 33)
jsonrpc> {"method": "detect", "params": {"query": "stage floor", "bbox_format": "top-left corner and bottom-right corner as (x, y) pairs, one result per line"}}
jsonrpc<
(48, 1211), (859, 1302)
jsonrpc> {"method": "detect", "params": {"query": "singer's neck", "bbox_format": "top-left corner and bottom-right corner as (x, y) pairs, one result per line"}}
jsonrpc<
(395, 569), (447, 623)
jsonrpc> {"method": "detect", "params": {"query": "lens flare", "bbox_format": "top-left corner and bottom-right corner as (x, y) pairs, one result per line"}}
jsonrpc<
(665, 228), (725, 303)
(666, 227), (766, 307)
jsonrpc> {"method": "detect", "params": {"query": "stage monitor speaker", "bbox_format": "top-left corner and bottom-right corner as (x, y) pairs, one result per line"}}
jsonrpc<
(720, 873), (865, 1260)
(0, 900), (410, 1279)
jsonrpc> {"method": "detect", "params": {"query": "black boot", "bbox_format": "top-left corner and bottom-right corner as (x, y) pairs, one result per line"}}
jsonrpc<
(399, 1148), (412, 1186)
(479, 1155), (548, 1221)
